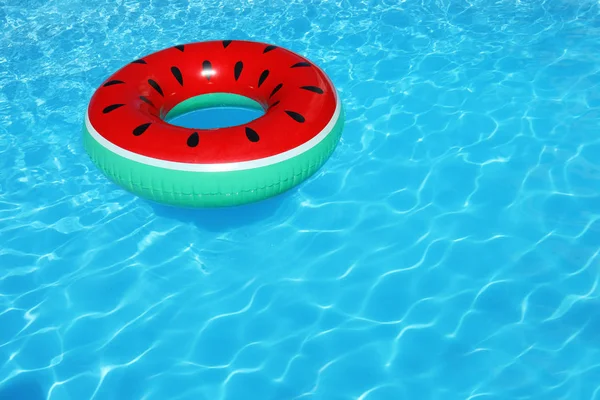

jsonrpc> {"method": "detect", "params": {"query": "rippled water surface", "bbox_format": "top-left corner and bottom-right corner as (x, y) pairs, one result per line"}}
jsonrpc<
(2, 0), (600, 399)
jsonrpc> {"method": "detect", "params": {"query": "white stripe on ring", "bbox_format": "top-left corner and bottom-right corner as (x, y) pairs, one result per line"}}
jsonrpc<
(85, 94), (342, 173)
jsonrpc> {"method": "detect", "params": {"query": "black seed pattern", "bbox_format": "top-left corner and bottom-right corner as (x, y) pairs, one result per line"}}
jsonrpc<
(300, 85), (324, 94)
(187, 132), (199, 147)
(245, 127), (259, 142)
(148, 79), (164, 96)
(131, 59), (147, 64)
(175, 45), (185, 52)
(270, 100), (280, 108)
(269, 83), (283, 98)
(202, 60), (213, 81)
(223, 40), (232, 48)
(258, 70), (269, 87)
(102, 104), (125, 113)
(140, 96), (155, 108)
(285, 110), (305, 123)
(263, 45), (277, 53)
(171, 66), (183, 86)
(133, 123), (151, 136)
(103, 80), (125, 87)
(234, 61), (243, 81)
(291, 62), (311, 68)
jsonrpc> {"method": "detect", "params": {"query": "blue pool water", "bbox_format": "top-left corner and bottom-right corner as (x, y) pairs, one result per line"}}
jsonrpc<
(2, 0), (600, 399)
(169, 107), (265, 130)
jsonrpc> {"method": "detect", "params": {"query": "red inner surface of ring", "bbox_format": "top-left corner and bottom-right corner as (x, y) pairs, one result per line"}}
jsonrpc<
(86, 40), (338, 164)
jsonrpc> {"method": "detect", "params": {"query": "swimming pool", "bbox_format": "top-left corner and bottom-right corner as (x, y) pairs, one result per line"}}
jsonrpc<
(1, 0), (600, 398)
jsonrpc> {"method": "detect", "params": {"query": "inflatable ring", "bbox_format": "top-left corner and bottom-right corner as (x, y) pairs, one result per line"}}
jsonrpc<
(83, 40), (344, 208)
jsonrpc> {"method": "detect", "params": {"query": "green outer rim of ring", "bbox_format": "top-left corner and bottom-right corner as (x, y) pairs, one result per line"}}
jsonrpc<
(83, 93), (344, 208)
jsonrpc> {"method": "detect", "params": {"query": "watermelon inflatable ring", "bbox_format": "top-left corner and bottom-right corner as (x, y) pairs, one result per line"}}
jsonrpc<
(83, 40), (344, 208)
